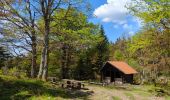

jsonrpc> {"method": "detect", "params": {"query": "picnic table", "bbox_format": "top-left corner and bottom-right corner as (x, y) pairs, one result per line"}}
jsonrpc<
(61, 79), (85, 89)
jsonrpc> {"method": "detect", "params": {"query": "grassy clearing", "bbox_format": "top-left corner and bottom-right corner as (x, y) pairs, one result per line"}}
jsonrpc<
(128, 85), (152, 97)
(104, 83), (170, 99)
(1, 75), (169, 100)
(0, 75), (91, 100)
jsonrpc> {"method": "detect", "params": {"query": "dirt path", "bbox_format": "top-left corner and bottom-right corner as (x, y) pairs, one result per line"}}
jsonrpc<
(83, 85), (165, 100)
(86, 85), (127, 100)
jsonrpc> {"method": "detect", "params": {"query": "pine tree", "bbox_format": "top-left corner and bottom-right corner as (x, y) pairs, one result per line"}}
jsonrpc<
(0, 46), (10, 67)
(95, 25), (110, 77)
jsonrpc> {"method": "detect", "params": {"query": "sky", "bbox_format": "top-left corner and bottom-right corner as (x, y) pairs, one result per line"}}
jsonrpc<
(0, 0), (142, 43)
(89, 0), (142, 42)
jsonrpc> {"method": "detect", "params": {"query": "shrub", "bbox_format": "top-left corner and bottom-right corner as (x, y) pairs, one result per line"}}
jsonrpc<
(8, 67), (27, 78)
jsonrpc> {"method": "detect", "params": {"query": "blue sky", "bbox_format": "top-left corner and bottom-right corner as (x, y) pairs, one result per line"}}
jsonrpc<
(88, 0), (142, 42)
(0, 0), (141, 43)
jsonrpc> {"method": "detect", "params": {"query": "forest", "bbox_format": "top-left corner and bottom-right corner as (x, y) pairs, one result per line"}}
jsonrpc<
(0, 0), (170, 100)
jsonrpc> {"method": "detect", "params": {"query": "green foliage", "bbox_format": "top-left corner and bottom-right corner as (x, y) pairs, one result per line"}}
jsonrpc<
(95, 25), (110, 71)
(45, 8), (103, 79)
(114, 0), (170, 83)
(8, 67), (27, 78)
(73, 47), (98, 80)
(48, 51), (61, 78)
(51, 8), (101, 47)
(73, 25), (110, 80)
(127, 32), (152, 55)
(96, 26), (109, 53)
(114, 50), (124, 61)
(129, 0), (170, 25)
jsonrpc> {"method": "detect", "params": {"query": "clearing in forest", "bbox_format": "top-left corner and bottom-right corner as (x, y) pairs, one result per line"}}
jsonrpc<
(0, 75), (170, 100)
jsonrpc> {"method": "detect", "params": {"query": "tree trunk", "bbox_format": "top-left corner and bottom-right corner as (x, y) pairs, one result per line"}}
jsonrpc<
(61, 44), (69, 79)
(61, 44), (67, 79)
(39, 20), (49, 81)
(37, 47), (45, 79)
(42, 43), (49, 81)
(31, 34), (37, 78)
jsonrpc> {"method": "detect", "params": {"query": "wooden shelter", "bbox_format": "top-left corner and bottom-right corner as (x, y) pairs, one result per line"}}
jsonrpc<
(100, 61), (138, 84)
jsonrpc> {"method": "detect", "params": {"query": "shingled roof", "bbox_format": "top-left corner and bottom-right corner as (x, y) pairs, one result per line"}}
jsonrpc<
(106, 61), (138, 74)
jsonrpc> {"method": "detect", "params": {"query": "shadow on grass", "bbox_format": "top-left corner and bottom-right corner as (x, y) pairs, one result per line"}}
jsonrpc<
(0, 77), (92, 100)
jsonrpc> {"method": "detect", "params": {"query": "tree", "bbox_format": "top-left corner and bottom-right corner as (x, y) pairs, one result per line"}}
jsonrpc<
(0, 46), (10, 67)
(48, 8), (101, 79)
(128, 0), (170, 78)
(95, 26), (109, 75)
(129, 0), (170, 30)
(1, 0), (94, 81)
(0, 0), (37, 78)
(0, 0), (13, 17)
(0, 44), (11, 75)
(37, 0), (91, 81)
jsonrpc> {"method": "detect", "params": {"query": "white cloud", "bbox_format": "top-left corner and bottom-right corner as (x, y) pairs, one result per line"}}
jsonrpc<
(93, 0), (131, 25)
(122, 24), (135, 36)
(93, 0), (144, 36)
(123, 24), (133, 31)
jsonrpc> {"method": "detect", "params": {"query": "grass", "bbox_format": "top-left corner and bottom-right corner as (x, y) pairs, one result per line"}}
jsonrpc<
(0, 75), (91, 100)
(165, 96), (170, 100)
(112, 96), (121, 100)
(1, 75), (169, 100)
(104, 83), (170, 100)
(124, 92), (135, 100)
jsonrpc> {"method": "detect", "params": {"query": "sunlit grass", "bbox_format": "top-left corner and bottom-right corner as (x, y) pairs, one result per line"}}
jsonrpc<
(112, 96), (121, 100)
(0, 75), (90, 100)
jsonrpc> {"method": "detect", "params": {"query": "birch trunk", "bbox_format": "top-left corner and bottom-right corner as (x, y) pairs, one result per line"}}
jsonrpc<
(37, 47), (45, 79)
(39, 20), (49, 81)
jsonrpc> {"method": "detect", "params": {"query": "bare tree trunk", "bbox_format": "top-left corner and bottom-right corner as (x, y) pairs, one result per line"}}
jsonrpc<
(37, 48), (45, 79)
(31, 34), (37, 78)
(37, 0), (50, 81)
(38, 36), (49, 81)
(39, 20), (49, 81)
(31, 47), (36, 78)
(42, 43), (49, 81)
